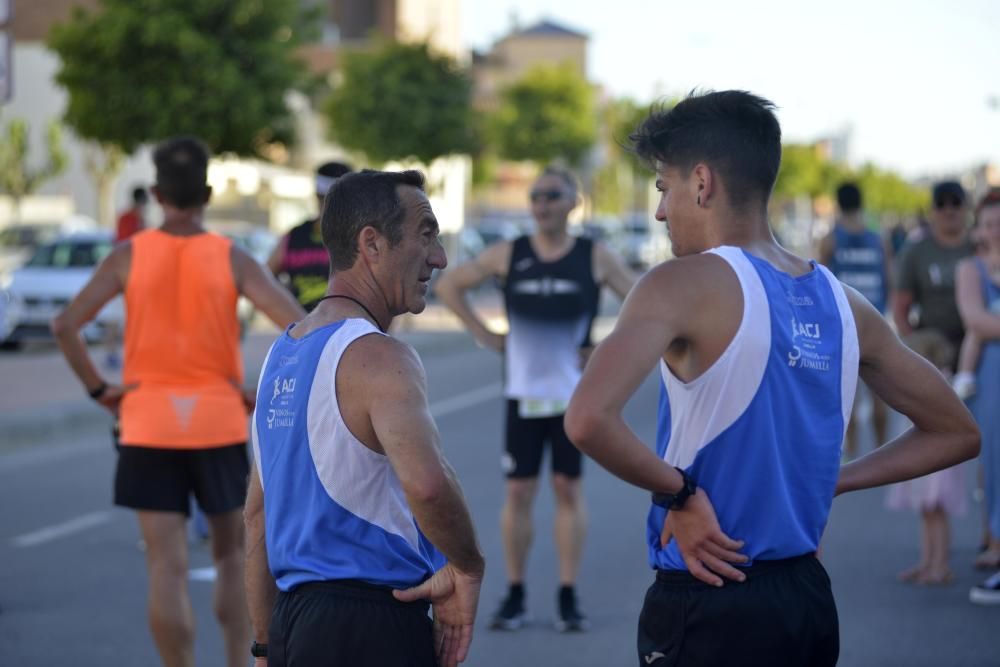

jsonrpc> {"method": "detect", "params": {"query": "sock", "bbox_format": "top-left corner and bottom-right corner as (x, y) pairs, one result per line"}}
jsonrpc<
(509, 583), (524, 601)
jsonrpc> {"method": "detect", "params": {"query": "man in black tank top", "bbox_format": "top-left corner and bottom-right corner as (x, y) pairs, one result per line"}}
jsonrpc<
(267, 162), (353, 311)
(437, 166), (636, 633)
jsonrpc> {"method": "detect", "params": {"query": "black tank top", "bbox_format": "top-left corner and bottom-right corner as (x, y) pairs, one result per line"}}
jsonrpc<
(503, 235), (599, 347)
(281, 219), (330, 311)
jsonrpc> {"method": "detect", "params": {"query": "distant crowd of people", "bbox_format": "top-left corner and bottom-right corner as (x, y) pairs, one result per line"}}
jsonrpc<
(819, 178), (1000, 601)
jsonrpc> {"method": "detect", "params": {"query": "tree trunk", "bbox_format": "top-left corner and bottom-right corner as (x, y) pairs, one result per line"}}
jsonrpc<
(83, 144), (123, 228)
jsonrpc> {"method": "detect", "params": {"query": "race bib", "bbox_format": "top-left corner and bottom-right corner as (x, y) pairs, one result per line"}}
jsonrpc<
(518, 398), (569, 419)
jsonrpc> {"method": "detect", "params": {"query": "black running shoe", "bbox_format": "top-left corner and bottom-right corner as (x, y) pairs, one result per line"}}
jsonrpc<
(555, 586), (590, 632)
(490, 591), (528, 630)
(970, 572), (1000, 606)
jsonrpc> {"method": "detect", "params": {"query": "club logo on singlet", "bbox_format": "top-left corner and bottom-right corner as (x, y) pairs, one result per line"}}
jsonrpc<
(788, 317), (831, 371)
(266, 376), (297, 429)
(786, 293), (814, 307)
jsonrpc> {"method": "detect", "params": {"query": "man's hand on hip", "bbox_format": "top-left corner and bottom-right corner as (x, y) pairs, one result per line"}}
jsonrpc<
(393, 562), (483, 667)
(660, 488), (748, 587)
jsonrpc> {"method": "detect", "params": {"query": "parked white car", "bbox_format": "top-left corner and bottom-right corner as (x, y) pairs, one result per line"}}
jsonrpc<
(0, 231), (121, 348)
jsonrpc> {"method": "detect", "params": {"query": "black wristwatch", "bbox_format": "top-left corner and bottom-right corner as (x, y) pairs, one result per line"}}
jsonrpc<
(88, 381), (108, 400)
(651, 467), (697, 510)
(251, 641), (268, 658)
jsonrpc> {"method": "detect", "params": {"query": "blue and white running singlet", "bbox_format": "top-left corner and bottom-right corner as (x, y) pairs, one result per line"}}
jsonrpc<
(252, 319), (445, 591)
(649, 247), (859, 571)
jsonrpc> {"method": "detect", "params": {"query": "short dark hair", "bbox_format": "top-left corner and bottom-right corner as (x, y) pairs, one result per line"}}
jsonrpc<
(317, 161), (353, 180)
(932, 180), (966, 207)
(630, 90), (782, 210)
(131, 186), (148, 205)
(836, 183), (862, 213)
(321, 169), (426, 271)
(153, 136), (211, 209)
(537, 165), (579, 196)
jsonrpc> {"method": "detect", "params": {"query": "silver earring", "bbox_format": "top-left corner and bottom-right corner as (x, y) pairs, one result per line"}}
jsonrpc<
(697, 195), (702, 206)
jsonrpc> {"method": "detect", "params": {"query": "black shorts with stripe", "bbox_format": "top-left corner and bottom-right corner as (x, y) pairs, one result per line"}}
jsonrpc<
(269, 579), (435, 667)
(503, 400), (582, 479)
(638, 554), (839, 667)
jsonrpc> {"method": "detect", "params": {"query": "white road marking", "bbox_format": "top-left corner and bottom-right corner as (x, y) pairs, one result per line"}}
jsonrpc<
(11, 510), (111, 548)
(7, 382), (504, 550)
(428, 382), (503, 419)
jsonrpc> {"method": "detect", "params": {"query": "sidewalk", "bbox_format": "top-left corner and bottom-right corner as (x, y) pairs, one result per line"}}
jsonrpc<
(0, 299), (500, 448)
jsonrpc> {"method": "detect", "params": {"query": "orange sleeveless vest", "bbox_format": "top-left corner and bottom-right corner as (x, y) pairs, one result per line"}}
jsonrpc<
(119, 229), (247, 448)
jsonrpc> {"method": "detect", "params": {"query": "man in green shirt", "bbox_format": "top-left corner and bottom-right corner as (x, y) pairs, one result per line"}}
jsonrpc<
(893, 180), (975, 359)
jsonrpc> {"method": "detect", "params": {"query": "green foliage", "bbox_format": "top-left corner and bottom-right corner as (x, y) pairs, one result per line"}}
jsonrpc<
(773, 143), (925, 216)
(773, 144), (844, 201)
(853, 163), (929, 214)
(0, 116), (68, 211)
(47, 0), (316, 156)
(590, 97), (668, 215)
(605, 97), (655, 173)
(489, 64), (597, 167)
(324, 41), (474, 165)
(591, 160), (628, 215)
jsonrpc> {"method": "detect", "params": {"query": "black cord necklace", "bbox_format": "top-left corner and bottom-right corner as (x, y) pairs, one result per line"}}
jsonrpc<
(315, 294), (386, 333)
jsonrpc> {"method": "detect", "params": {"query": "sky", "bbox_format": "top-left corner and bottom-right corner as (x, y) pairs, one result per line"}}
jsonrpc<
(463, 0), (1000, 179)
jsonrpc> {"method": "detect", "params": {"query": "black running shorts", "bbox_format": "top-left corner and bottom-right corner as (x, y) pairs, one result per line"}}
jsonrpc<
(269, 579), (435, 667)
(638, 554), (839, 667)
(503, 400), (582, 479)
(114, 443), (249, 515)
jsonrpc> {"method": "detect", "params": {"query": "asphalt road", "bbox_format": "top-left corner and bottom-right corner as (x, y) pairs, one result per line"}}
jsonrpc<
(1, 335), (998, 666)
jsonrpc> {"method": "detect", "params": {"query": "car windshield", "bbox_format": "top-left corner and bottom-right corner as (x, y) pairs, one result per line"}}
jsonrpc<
(26, 240), (111, 268)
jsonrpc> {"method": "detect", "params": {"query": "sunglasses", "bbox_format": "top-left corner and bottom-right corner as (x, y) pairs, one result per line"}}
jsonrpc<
(530, 189), (564, 203)
(934, 196), (965, 210)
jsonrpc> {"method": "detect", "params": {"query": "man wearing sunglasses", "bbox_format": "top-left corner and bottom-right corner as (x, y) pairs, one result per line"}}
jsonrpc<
(436, 166), (636, 633)
(893, 181), (976, 357)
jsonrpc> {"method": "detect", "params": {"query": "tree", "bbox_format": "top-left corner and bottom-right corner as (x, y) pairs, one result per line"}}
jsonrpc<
(854, 163), (928, 215)
(591, 98), (645, 215)
(0, 116), (68, 223)
(772, 144), (845, 204)
(83, 143), (124, 228)
(489, 64), (597, 167)
(47, 0), (315, 157)
(324, 41), (474, 165)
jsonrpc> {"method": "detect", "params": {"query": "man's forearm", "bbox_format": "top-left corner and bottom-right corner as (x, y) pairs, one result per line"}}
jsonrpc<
(53, 327), (103, 392)
(565, 410), (682, 493)
(436, 281), (491, 340)
(837, 425), (979, 496)
(410, 466), (484, 576)
(245, 516), (277, 642)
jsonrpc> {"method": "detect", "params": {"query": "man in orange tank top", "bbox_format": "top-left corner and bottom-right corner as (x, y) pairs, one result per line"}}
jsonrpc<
(52, 136), (305, 667)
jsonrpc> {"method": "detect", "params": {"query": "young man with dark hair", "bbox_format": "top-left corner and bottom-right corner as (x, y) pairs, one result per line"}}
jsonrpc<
(564, 91), (980, 666)
(52, 136), (306, 667)
(818, 182), (892, 459)
(436, 165), (636, 632)
(246, 169), (484, 667)
(268, 161), (353, 311)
